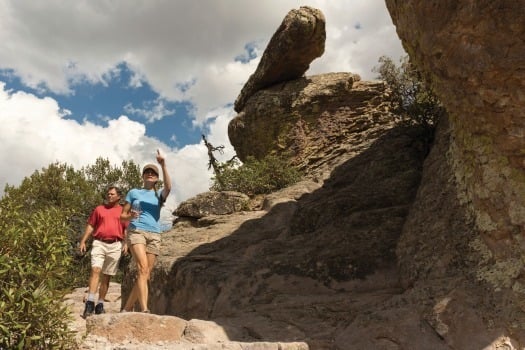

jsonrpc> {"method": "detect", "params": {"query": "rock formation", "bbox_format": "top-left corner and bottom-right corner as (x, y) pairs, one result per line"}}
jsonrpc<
(385, 0), (525, 288)
(120, 5), (435, 349)
(229, 72), (401, 179)
(234, 6), (325, 112)
(174, 191), (250, 220)
(385, 0), (525, 342)
(83, 4), (525, 349)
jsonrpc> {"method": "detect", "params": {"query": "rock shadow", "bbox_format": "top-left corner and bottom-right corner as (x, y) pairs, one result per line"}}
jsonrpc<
(154, 124), (429, 346)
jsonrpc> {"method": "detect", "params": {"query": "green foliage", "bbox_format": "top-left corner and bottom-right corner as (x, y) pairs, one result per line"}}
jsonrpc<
(2, 158), (142, 286)
(82, 158), (143, 200)
(0, 157), (143, 348)
(373, 55), (446, 151)
(211, 155), (302, 196)
(0, 201), (76, 349)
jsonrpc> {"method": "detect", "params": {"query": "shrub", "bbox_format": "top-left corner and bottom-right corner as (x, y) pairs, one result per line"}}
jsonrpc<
(373, 55), (446, 154)
(0, 157), (143, 348)
(0, 201), (76, 349)
(211, 155), (302, 196)
(2, 158), (142, 287)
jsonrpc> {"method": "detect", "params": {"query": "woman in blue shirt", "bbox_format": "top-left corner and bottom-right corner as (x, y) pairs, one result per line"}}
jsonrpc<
(121, 150), (171, 313)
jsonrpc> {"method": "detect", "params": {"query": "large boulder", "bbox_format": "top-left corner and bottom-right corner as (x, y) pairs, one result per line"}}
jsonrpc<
(234, 6), (325, 112)
(174, 191), (250, 219)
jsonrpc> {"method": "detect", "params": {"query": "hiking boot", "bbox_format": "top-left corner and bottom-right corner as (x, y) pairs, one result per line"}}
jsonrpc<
(95, 303), (105, 315)
(83, 301), (95, 318)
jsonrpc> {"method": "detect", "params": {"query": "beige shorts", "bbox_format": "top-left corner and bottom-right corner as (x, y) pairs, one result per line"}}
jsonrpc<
(127, 229), (161, 256)
(90, 239), (123, 276)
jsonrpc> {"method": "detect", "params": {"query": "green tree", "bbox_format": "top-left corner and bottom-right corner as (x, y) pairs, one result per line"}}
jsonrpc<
(82, 158), (143, 199)
(1, 158), (142, 285)
(3, 158), (142, 235)
(373, 55), (446, 151)
(0, 157), (143, 348)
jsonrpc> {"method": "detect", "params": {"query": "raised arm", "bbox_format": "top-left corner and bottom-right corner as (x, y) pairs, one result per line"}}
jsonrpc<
(156, 149), (171, 201)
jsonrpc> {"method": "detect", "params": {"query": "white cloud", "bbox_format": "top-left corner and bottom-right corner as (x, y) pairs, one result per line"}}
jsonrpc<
(0, 1), (406, 208)
(0, 83), (212, 207)
(0, 1), (404, 120)
(124, 98), (176, 123)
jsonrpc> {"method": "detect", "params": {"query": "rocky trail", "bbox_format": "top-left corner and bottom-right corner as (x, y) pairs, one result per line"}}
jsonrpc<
(63, 282), (309, 349)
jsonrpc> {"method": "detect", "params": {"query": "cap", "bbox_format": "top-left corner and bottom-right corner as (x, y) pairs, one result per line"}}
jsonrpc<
(142, 163), (159, 176)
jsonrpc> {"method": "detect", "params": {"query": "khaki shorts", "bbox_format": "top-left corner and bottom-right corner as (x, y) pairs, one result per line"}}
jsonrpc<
(127, 229), (161, 256)
(90, 239), (123, 276)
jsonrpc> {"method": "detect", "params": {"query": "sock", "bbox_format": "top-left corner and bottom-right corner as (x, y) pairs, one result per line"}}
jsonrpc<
(87, 293), (95, 302)
(97, 299), (104, 305)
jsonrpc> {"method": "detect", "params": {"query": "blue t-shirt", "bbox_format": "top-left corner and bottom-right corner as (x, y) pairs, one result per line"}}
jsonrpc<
(126, 188), (163, 233)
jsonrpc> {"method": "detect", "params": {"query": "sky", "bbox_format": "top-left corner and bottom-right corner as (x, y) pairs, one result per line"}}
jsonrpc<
(0, 1), (405, 224)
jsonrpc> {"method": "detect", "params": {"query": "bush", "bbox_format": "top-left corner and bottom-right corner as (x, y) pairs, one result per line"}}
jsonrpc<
(0, 157), (143, 348)
(2, 158), (143, 287)
(211, 155), (302, 196)
(0, 201), (76, 349)
(373, 55), (446, 154)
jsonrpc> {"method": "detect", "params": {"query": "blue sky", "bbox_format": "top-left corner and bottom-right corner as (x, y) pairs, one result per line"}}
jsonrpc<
(1, 63), (201, 148)
(0, 1), (405, 220)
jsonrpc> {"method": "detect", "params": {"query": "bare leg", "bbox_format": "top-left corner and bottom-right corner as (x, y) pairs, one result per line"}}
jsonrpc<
(88, 267), (102, 295)
(98, 274), (111, 301)
(123, 283), (139, 311)
(124, 244), (157, 312)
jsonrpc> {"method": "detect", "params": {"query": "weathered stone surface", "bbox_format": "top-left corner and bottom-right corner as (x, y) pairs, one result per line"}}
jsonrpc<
(64, 284), (309, 349)
(112, 4), (525, 349)
(234, 6), (325, 112)
(174, 191), (250, 219)
(133, 123), (429, 347)
(230, 72), (399, 180)
(386, 0), (525, 292)
(63, 282), (123, 345)
(396, 116), (479, 286)
(392, 115), (523, 346)
(85, 313), (186, 343)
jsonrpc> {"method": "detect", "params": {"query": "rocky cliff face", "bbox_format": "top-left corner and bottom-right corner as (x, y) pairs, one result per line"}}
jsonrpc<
(114, 5), (525, 349)
(385, 0), (525, 341)
(386, 0), (525, 291)
(143, 122), (427, 349)
(229, 73), (399, 179)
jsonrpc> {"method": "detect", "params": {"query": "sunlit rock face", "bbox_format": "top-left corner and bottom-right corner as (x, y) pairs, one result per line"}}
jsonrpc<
(386, 0), (525, 286)
(233, 6), (326, 113)
(118, 4), (525, 347)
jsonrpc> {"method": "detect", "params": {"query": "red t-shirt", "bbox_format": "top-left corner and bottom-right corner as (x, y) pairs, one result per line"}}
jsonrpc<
(88, 204), (128, 241)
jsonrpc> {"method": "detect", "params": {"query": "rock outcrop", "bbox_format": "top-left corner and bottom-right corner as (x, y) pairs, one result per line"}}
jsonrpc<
(87, 4), (525, 349)
(386, 0), (525, 292)
(145, 122), (427, 346)
(174, 191), (250, 220)
(234, 6), (325, 112)
(229, 72), (401, 180)
(385, 0), (525, 339)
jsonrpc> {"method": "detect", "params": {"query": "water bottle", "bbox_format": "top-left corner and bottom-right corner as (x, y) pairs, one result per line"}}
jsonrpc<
(131, 200), (142, 221)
